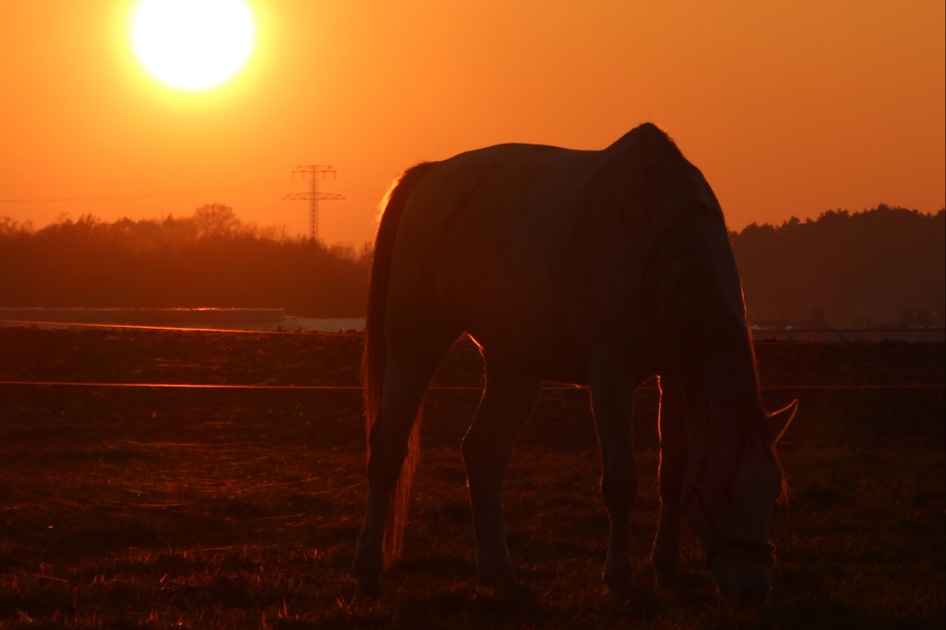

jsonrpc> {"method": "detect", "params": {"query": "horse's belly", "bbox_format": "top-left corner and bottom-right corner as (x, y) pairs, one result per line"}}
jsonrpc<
(440, 265), (588, 384)
(465, 323), (590, 385)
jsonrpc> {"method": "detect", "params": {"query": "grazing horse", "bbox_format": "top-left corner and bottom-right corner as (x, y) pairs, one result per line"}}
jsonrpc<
(353, 123), (796, 602)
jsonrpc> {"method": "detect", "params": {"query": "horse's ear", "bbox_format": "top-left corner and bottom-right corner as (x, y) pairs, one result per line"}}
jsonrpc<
(766, 399), (797, 444)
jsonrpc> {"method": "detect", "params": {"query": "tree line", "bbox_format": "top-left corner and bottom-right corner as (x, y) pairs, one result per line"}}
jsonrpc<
(731, 205), (945, 328)
(0, 205), (370, 317)
(1, 203), (943, 326)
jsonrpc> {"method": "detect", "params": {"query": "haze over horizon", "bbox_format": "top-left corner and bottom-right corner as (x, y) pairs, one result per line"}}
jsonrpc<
(1, 1), (943, 245)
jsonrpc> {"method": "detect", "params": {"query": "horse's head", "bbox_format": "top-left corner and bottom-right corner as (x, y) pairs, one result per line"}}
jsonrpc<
(684, 399), (797, 603)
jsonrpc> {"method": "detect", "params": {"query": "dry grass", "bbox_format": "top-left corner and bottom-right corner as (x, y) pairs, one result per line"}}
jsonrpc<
(0, 329), (942, 628)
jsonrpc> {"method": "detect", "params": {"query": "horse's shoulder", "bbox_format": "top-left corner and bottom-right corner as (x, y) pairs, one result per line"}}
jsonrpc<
(605, 122), (675, 152)
(591, 125), (724, 224)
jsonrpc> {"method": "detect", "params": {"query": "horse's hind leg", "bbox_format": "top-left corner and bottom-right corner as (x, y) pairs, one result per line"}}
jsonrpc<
(589, 353), (639, 597)
(651, 377), (687, 587)
(354, 318), (459, 597)
(462, 356), (541, 588)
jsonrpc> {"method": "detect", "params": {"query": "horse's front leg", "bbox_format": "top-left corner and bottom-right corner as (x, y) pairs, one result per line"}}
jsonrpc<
(651, 377), (687, 587)
(462, 359), (541, 589)
(589, 356), (639, 597)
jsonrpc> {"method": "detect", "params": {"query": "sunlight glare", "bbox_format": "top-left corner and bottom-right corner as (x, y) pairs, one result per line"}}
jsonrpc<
(131, 0), (255, 91)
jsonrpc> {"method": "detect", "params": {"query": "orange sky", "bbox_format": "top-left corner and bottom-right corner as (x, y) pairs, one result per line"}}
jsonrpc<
(1, 1), (943, 245)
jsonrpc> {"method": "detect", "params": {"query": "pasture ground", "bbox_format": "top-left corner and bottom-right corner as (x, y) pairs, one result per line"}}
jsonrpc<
(0, 328), (943, 628)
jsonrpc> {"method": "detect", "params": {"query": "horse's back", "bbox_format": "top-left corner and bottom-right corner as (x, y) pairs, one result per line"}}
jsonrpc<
(387, 124), (732, 383)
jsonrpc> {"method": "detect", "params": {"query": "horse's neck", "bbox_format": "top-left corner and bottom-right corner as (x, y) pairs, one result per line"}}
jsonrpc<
(655, 210), (762, 418)
(710, 324), (762, 411)
(676, 317), (764, 439)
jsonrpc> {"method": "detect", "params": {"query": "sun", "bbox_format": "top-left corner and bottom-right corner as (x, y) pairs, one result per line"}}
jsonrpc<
(131, 0), (255, 91)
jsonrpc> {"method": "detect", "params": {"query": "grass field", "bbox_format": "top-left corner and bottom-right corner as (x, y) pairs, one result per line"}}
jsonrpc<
(0, 328), (943, 628)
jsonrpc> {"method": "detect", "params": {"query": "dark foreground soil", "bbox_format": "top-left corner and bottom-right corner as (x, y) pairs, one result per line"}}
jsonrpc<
(0, 327), (943, 628)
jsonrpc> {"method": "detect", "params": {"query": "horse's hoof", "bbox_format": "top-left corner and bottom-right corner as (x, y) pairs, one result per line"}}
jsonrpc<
(477, 569), (520, 596)
(354, 579), (383, 601)
(605, 578), (634, 601)
(651, 550), (680, 590)
(479, 570), (517, 588)
(652, 563), (679, 590)
(655, 575), (679, 591)
(604, 567), (635, 600)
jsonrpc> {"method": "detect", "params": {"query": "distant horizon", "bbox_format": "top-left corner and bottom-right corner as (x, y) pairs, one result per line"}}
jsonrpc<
(3, 200), (943, 246)
(3, 204), (941, 330)
(2, 176), (944, 247)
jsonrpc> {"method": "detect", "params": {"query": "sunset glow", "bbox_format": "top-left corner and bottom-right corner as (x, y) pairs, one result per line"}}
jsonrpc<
(131, 0), (255, 91)
(0, 1), (942, 244)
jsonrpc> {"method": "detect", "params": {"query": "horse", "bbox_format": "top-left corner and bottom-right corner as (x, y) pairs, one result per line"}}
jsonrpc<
(353, 123), (796, 602)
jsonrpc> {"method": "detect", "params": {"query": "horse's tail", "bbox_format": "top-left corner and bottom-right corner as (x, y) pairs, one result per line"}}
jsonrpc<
(363, 162), (437, 568)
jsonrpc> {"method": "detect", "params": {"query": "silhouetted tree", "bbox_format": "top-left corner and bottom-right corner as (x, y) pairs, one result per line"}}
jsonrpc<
(194, 203), (241, 238)
(0, 207), (371, 316)
(731, 205), (945, 327)
(2, 204), (941, 324)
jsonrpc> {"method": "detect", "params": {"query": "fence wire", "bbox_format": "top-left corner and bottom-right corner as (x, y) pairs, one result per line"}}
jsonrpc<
(0, 380), (941, 391)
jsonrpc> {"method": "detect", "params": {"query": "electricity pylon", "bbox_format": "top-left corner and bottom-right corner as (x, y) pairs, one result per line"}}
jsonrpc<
(283, 165), (345, 241)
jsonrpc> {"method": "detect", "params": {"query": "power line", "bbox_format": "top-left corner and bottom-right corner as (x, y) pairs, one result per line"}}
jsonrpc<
(0, 380), (941, 391)
(0, 381), (559, 391)
(282, 165), (345, 241)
